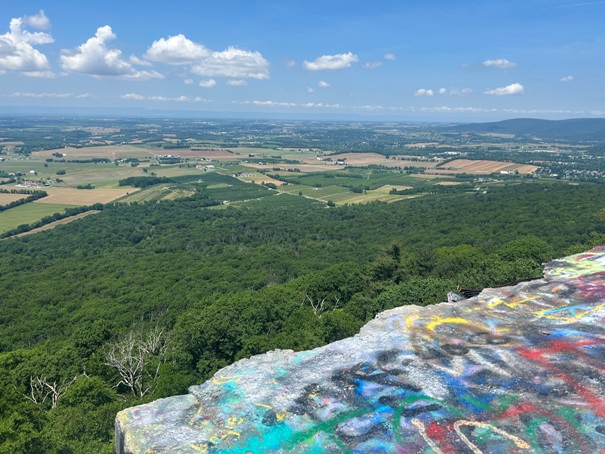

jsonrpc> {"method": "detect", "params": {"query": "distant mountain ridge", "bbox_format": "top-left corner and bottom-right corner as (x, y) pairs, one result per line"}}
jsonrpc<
(451, 118), (605, 141)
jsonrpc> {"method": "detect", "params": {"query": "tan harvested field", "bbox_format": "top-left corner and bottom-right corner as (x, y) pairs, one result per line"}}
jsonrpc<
(387, 158), (438, 168)
(429, 159), (538, 175)
(153, 149), (237, 159)
(435, 181), (462, 186)
(312, 153), (440, 169)
(35, 187), (137, 205)
(243, 163), (340, 173)
(374, 185), (413, 193)
(322, 153), (395, 166)
(236, 173), (285, 186)
(12, 211), (100, 238)
(36, 145), (153, 159)
(0, 193), (28, 204)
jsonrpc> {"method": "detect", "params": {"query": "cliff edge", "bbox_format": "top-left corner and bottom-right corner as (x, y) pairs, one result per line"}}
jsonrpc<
(116, 246), (605, 453)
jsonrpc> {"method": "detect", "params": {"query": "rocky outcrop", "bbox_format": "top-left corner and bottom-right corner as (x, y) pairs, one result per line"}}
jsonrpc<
(116, 246), (605, 453)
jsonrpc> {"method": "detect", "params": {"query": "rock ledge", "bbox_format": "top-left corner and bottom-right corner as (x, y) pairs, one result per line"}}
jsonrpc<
(116, 246), (605, 453)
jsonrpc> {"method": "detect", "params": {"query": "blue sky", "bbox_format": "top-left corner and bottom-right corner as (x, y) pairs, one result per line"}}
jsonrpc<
(1, 0), (604, 121)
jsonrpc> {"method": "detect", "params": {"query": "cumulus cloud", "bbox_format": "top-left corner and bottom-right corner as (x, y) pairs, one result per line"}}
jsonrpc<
(415, 88), (434, 96)
(226, 79), (247, 86)
(285, 59), (296, 68)
(191, 47), (269, 79)
(482, 58), (517, 69)
(317, 80), (330, 88)
(438, 88), (447, 95)
(560, 75), (574, 82)
(144, 34), (270, 80)
(307, 87), (315, 93)
(23, 10), (50, 30)
(0, 11), (54, 76)
(61, 26), (163, 80)
(199, 79), (216, 88)
(384, 53), (396, 60)
(303, 52), (359, 71)
(129, 55), (151, 66)
(145, 34), (210, 65)
(484, 83), (525, 95)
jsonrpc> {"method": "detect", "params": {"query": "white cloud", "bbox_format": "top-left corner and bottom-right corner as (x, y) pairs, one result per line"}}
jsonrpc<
(363, 61), (383, 69)
(307, 87), (315, 93)
(317, 80), (330, 88)
(144, 34), (269, 80)
(303, 102), (344, 109)
(421, 106), (487, 113)
(61, 26), (163, 80)
(145, 34), (210, 65)
(199, 78), (216, 88)
(183, 78), (194, 85)
(129, 55), (151, 67)
(484, 83), (525, 95)
(191, 47), (269, 79)
(122, 93), (145, 100)
(438, 88), (447, 95)
(121, 93), (191, 102)
(384, 53), (396, 60)
(253, 100), (297, 107)
(450, 88), (473, 96)
(23, 11), (50, 30)
(560, 75), (574, 82)
(482, 58), (517, 69)
(10, 91), (73, 98)
(303, 52), (359, 70)
(415, 88), (434, 96)
(0, 12), (54, 75)
(285, 59), (296, 68)
(226, 79), (247, 86)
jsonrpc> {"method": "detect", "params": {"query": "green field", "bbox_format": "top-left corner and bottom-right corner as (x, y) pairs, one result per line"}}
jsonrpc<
(0, 202), (75, 233)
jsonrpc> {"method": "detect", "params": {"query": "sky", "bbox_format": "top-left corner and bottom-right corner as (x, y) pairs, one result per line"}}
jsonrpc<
(0, 0), (604, 121)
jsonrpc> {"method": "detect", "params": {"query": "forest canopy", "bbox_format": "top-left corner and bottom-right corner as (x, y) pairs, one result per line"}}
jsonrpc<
(0, 182), (604, 452)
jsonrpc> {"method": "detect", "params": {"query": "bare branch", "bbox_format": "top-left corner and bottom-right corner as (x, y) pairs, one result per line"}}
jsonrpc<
(105, 326), (170, 397)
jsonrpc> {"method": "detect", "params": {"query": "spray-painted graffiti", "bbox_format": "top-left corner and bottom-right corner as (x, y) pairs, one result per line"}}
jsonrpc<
(116, 246), (605, 453)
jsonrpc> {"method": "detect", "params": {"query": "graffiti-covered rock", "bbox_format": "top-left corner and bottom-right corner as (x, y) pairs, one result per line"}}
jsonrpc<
(116, 246), (605, 453)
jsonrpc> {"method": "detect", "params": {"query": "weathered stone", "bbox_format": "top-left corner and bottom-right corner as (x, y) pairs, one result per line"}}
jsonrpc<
(116, 246), (605, 453)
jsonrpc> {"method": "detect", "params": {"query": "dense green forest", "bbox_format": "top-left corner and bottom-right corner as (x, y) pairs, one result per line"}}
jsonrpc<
(1, 182), (605, 452)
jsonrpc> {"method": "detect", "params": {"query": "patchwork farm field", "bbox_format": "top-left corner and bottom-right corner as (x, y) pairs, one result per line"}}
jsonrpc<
(0, 142), (543, 236)
(35, 187), (136, 205)
(430, 159), (538, 175)
(0, 193), (28, 204)
(36, 145), (154, 159)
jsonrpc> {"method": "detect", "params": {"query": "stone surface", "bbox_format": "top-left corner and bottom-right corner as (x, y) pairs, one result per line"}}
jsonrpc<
(116, 246), (605, 453)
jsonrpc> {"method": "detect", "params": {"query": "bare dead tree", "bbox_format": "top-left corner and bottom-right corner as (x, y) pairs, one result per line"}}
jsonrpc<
(304, 294), (341, 318)
(105, 326), (170, 398)
(25, 375), (78, 408)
